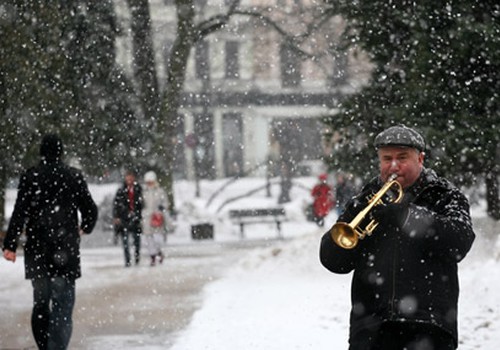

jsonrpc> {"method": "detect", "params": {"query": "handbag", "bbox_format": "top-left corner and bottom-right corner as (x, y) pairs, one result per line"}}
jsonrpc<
(150, 211), (165, 228)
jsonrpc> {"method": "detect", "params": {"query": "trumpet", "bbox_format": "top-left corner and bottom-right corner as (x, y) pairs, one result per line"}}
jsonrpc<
(330, 174), (403, 249)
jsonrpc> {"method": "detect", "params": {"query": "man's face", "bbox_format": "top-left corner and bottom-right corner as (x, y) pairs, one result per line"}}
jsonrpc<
(125, 174), (135, 187)
(377, 146), (424, 189)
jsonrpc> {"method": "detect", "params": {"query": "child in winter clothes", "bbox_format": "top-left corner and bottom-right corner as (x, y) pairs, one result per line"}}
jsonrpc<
(142, 171), (169, 266)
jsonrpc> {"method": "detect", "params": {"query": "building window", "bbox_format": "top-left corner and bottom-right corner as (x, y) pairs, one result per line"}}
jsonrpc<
(197, 0), (208, 8)
(330, 51), (348, 87)
(195, 40), (209, 80)
(194, 112), (215, 179)
(280, 44), (301, 88)
(225, 41), (239, 79)
(222, 113), (244, 177)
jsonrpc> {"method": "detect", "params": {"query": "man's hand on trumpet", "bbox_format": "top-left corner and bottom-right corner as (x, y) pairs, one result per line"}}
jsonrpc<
(371, 201), (409, 228)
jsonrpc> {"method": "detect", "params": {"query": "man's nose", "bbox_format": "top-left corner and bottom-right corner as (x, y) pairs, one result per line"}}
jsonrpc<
(390, 160), (399, 170)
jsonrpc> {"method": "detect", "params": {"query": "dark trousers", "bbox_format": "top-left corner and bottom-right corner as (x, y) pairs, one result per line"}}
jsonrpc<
(31, 277), (76, 350)
(349, 321), (456, 350)
(313, 214), (326, 227)
(121, 227), (141, 266)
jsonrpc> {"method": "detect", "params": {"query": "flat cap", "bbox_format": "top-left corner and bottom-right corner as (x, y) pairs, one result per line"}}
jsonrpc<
(374, 125), (425, 151)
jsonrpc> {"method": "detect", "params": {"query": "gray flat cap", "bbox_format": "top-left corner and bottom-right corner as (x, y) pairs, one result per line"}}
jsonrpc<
(374, 125), (425, 151)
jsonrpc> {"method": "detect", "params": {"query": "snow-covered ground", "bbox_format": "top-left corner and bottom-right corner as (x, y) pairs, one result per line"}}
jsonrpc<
(2, 176), (499, 349)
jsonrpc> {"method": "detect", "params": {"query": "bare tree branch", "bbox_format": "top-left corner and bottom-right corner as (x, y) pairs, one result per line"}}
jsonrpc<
(232, 8), (333, 61)
(194, 0), (242, 41)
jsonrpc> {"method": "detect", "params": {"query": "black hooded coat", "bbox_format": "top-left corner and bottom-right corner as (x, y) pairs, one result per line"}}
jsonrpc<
(3, 157), (98, 280)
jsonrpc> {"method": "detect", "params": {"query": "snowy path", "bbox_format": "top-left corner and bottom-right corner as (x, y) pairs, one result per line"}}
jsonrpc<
(1, 222), (499, 349)
(169, 218), (500, 350)
(2, 180), (498, 349)
(0, 236), (278, 350)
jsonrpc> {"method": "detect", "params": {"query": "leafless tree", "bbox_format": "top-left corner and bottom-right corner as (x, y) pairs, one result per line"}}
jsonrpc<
(126, 0), (341, 211)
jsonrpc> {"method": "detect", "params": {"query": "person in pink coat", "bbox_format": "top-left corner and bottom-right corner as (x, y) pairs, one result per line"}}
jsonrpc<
(142, 171), (170, 266)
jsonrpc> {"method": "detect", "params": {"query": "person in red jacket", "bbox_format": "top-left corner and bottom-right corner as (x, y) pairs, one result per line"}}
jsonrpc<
(311, 173), (335, 227)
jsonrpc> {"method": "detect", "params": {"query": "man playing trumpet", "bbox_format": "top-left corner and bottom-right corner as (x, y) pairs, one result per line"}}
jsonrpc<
(320, 125), (475, 350)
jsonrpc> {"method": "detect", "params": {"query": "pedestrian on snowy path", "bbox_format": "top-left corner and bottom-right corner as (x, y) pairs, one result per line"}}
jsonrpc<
(113, 170), (143, 267)
(142, 171), (170, 266)
(320, 125), (475, 350)
(3, 134), (98, 350)
(334, 172), (356, 216)
(311, 173), (335, 227)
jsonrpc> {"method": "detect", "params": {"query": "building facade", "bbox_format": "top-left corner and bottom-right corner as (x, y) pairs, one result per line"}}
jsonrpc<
(115, 0), (372, 180)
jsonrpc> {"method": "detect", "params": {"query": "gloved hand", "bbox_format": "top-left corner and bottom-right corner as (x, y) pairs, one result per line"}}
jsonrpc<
(351, 188), (374, 212)
(371, 202), (409, 228)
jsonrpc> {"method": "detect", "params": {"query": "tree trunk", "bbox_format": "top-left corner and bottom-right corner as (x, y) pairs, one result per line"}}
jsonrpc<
(126, 0), (160, 120)
(159, 0), (196, 213)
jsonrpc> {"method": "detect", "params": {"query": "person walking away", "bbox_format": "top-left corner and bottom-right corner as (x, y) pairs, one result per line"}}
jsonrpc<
(113, 170), (143, 267)
(320, 125), (475, 349)
(142, 171), (170, 266)
(311, 173), (335, 227)
(335, 173), (356, 216)
(2, 134), (98, 350)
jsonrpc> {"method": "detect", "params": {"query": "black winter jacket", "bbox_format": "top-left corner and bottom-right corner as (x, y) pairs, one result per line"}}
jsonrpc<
(112, 182), (143, 234)
(320, 168), (475, 346)
(3, 160), (98, 280)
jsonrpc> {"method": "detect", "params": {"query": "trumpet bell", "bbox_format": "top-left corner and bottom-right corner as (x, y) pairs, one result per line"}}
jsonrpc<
(330, 222), (358, 250)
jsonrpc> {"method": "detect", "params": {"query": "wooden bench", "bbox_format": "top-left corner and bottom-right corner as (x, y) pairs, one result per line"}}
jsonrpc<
(229, 208), (286, 239)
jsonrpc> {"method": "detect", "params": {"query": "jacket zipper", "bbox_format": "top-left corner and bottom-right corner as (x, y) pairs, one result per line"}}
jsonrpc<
(390, 231), (398, 318)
